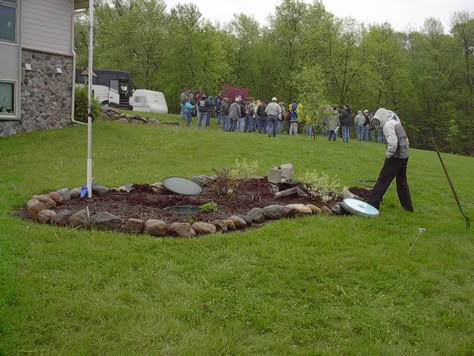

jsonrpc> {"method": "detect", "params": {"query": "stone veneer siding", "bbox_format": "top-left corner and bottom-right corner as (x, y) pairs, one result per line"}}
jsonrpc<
(0, 49), (73, 137)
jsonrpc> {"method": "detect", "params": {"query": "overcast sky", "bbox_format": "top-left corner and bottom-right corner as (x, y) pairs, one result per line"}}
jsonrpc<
(163, 0), (474, 32)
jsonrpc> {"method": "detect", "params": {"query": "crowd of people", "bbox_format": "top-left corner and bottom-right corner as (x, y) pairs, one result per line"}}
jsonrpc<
(179, 88), (386, 143)
(323, 104), (386, 144)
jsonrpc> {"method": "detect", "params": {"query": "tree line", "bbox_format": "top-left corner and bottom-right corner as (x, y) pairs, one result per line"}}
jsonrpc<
(74, 0), (474, 155)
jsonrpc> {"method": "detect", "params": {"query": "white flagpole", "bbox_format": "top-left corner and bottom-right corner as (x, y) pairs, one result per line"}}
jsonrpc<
(87, 0), (94, 198)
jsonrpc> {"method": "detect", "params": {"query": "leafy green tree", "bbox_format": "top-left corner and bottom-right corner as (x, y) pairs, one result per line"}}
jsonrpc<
(94, 0), (168, 89)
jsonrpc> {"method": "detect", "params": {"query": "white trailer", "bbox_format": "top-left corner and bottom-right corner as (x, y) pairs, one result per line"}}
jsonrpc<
(132, 89), (168, 114)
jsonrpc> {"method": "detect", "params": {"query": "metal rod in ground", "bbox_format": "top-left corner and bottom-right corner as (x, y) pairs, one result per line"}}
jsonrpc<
(408, 228), (426, 254)
(432, 136), (471, 230)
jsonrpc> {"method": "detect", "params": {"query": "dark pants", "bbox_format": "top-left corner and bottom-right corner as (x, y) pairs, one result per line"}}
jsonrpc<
(267, 116), (277, 137)
(369, 157), (413, 211)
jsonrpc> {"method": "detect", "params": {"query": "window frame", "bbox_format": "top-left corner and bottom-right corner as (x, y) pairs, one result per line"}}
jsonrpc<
(0, 80), (17, 119)
(0, 0), (18, 44)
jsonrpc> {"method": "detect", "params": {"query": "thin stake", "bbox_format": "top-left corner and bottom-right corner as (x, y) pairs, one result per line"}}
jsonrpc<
(432, 136), (471, 230)
(408, 228), (426, 254)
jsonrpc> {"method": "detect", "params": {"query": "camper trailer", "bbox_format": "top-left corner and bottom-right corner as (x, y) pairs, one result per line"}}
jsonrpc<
(132, 89), (168, 114)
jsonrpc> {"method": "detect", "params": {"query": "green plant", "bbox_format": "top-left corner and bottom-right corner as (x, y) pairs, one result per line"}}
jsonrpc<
(200, 202), (218, 213)
(229, 159), (259, 179)
(74, 86), (101, 123)
(299, 170), (342, 203)
(212, 167), (240, 196)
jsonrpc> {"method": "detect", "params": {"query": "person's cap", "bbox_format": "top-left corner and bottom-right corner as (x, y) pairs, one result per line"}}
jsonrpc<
(358, 110), (362, 114)
(363, 109), (369, 113)
(272, 97), (277, 102)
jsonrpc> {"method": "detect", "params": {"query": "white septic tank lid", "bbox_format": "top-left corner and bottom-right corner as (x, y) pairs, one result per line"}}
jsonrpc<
(341, 198), (379, 218)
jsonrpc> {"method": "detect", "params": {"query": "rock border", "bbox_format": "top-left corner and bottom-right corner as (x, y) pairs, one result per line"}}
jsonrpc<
(101, 108), (161, 125)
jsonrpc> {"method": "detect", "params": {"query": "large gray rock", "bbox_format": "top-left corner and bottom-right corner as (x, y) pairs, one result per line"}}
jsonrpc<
(125, 218), (145, 234)
(192, 222), (217, 235)
(70, 188), (81, 199)
(279, 163), (294, 180)
(331, 203), (344, 215)
(229, 215), (247, 229)
(248, 208), (265, 223)
(92, 185), (109, 195)
(69, 209), (91, 228)
(168, 222), (196, 238)
(191, 175), (214, 187)
(263, 205), (285, 220)
(38, 210), (56, 224)
(144, 219), (168, 237)
(242, 215), (253, 226)
(148, 118), (160, 125)
(51, 210), (72, 226)
(91, 212), (122, 231)
(57, 188), (71, 202)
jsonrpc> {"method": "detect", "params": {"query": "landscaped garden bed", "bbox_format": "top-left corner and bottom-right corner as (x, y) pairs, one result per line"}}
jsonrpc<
(17, 161), (372, 238)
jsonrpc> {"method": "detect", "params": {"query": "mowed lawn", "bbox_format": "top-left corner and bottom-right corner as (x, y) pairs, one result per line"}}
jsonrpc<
(0, 117), (473, 355)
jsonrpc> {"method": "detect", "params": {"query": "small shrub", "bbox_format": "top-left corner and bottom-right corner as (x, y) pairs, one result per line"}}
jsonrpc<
(229, 159), (259, 179)
(200, 202), (218, 213)
(212, 159), (259, 197)
(212, 167), (240, 196)
(299, 170), (342, 203)
(74, 86), (101, 123)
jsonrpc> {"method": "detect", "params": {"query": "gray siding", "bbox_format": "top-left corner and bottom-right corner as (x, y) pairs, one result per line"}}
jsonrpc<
(0, 44), (19, 80)
(21, 0), (73, 56)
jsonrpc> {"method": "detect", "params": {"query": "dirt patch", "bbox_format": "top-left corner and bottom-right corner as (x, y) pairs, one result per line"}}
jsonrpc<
(348, 187), (373, 202)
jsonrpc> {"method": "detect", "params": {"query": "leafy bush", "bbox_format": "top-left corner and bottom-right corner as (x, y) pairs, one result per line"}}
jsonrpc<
(74, 86), (101, 123)
(299, 170), (342, 203)
(212, 167), (240, 196)
(213, 159), (259, 197)
(200, 202), (218, 213)
(229, 159), (259, 179)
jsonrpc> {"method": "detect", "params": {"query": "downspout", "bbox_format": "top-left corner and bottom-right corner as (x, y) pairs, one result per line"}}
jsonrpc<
(71, 9), (86, 126)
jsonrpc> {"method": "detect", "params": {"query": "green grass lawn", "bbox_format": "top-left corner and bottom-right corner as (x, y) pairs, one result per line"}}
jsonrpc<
(1, 117), (473, 354)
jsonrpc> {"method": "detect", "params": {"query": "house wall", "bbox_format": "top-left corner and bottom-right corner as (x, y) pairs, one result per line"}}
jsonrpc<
(21, 0), (73, 56)
(20, 49), (73, 133)
(0, 0), (76, 137)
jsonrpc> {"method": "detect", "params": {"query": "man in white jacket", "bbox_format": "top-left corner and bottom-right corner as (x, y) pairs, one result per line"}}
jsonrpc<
(368, 108), (413, 212)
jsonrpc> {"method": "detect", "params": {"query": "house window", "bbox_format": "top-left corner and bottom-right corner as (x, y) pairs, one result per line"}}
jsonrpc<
(0, 81), (15, 115)
(0, 0), (17, 43)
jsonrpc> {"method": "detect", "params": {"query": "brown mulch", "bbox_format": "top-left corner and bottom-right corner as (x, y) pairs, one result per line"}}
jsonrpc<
(348, 187), (373, 202)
